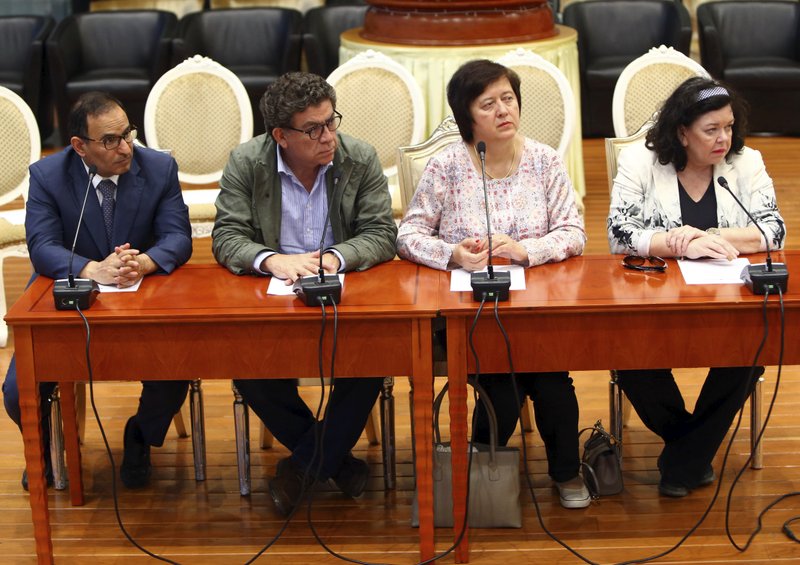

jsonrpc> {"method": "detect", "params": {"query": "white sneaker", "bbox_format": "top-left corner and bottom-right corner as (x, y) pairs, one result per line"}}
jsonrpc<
(556, 476), (590, 509)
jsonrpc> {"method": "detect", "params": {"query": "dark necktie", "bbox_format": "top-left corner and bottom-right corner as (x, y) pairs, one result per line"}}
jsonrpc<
(97, 179), (116, 249)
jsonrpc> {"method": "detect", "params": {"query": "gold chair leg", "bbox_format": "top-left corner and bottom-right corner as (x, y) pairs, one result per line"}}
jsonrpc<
(259, 422), (274, 449)
(622, 396), (633, 427)
(365, 404), (381, 445)
(173, 402), (189, 438)
(520, 398), (535, 433)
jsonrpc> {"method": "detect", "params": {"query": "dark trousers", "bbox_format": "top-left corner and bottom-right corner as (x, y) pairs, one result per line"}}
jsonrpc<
(473, 372), (580, 483)
(234, 376), (383, 480)
(3, 355), (189, 449)
(616, 366), (761, 488)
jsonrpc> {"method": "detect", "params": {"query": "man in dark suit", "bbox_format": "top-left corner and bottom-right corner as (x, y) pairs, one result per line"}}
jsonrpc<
(2, 92), (192, 490)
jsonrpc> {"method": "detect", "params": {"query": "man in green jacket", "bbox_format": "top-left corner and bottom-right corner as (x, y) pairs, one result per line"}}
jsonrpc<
(212, 72), (397, 516)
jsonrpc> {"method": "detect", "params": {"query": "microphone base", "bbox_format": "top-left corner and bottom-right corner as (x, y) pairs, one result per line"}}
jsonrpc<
(471, 271), (511, 302)
(293, 275), (342, 306)
(53, 278), (99, 310)
(741, 263), (789, 295)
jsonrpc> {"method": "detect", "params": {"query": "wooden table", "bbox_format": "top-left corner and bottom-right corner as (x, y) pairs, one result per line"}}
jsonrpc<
(6, 260), (440, 564)
(438, 252), (800, 563)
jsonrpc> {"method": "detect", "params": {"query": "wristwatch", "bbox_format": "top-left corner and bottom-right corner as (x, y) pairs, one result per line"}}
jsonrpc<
(706, 227), (721, 236)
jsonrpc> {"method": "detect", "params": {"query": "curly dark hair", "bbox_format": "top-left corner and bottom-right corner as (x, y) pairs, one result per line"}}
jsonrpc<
(645, 76), (748, 171)
(259, 72), (337, 139)
(446, 59), (522, 143)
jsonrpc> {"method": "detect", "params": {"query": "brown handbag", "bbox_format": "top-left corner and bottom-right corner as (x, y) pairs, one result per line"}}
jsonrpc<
(580, 420), (623, 497)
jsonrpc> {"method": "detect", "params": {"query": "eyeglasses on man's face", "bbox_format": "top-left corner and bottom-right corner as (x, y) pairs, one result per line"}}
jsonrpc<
(81, 125), (138, 150)
(284, 111), (342, 141)
(622, 255), (667, 272)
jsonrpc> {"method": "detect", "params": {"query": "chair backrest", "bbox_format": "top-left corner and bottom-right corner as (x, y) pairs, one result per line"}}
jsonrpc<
(303, 5), (368, 78)
(327, 49), (425, 178)
(89, 0), (204, 18)
(0, 15), (53, 76)
(563, 0), (692, 61)
(604, 111), (657, 195)
(0, 86), (39, 205)
(0, 15), (54, 127)
(396, 115), (461, 215)
(697, 1), (800, 69)
(144, 55), (253, 185)
(495, 47), (575, 157)
(173, 8), (303, 70)
(210, 0), (321, 7)
(612, 44), (709, 137)
(70, 10), (177, 71)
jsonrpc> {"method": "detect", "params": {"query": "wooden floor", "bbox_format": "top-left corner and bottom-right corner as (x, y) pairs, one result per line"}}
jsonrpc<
(1, 138), (799, 564)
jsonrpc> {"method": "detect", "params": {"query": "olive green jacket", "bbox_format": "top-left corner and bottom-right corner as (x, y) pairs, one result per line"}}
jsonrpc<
(212, 132), (397, 275)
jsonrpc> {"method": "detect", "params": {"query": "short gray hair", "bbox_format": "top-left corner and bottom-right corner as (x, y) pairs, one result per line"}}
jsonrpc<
(259, 72), (337, 139)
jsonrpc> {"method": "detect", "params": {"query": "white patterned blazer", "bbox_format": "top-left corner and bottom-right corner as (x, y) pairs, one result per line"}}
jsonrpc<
(607, 141), (785, 256)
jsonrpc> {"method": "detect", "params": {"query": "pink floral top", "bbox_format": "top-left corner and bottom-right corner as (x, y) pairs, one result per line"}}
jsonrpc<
(397, 138), (586, 270)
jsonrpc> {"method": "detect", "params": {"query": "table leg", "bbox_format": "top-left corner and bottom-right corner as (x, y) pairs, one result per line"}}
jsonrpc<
(60, 383), (85, 505)
(17, 328), (55, 564)
(446, 317), (470, 563)
(412, 319), (435, 561)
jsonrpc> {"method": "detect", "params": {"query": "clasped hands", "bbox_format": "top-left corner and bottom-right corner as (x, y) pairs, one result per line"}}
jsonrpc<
(264, 250), (341, 284)
(664, 226), (739, 260)
(80, 243), (153, 287)
(452, 234), (526, 271)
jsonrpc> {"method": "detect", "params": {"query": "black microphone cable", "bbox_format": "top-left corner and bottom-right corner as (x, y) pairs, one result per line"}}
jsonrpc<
(614, 290), (774, 565)
(243, 299), (335, 564)
(724, 287), (800, 552)
(489, 296), (600, 565)
(484, 287), (780, 565)
(303, 295), (488, 565)
(76, 304), (181, 564)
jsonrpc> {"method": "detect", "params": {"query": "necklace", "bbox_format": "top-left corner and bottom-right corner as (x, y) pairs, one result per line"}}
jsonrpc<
(474, 141), (517, 180)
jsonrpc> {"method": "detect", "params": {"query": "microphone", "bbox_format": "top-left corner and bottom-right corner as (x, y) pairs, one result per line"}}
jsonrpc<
(470, 141), (510, 301)
(53, 165), (101, 310)
(717, 176), (788, 294)
(293, 169), (343, 306)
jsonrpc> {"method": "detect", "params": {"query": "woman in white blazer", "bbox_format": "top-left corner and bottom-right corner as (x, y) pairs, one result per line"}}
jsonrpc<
(607, 77), (785, 498)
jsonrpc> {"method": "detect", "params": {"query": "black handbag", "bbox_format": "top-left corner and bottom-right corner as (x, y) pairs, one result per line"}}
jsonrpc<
(411, 379), (522, 528)
(579, 419), (623, 497)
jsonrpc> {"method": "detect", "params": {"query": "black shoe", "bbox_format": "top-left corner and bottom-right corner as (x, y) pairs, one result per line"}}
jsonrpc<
(659, 466), (716, 498)
(120, 417), (151, 489)
(658, 479), (690, 498)
(331, 453), (369, 498)
(21, 465), (54, 492)
(698, 466), (716, 487)
(268, 457), (314, 517)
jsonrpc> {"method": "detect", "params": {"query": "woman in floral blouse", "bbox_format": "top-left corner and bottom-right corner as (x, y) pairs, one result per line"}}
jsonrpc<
(397, 59), (588, 509)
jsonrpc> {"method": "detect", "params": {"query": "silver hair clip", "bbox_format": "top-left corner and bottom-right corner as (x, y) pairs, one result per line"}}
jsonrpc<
(696, 85), (729, 103)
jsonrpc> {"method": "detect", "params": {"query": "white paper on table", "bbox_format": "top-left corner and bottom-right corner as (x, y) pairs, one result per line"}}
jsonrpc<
(450, 264), (526, 292)
(677, 257), (749, 285)
(97, 278), (143, 293)
(266, 274), (345, 296)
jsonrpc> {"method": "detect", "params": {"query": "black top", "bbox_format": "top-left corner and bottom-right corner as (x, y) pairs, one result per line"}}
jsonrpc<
(678, 179), (718, 231)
